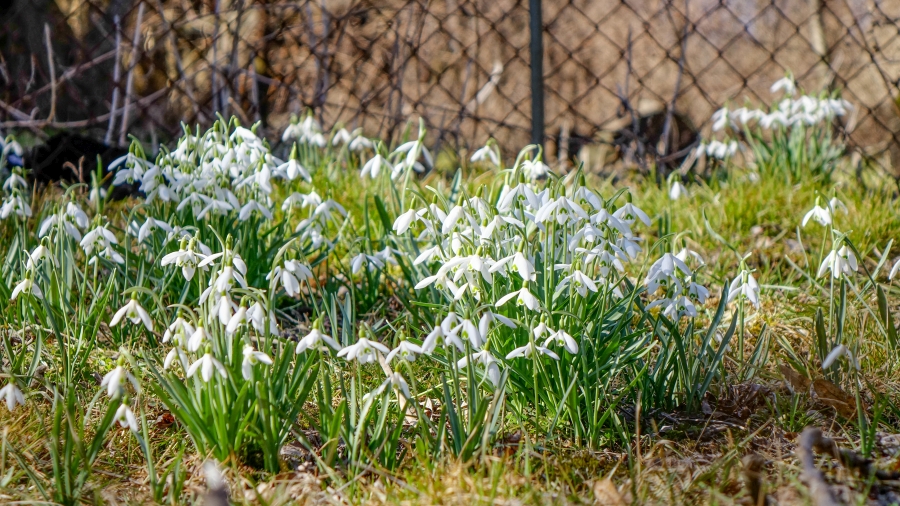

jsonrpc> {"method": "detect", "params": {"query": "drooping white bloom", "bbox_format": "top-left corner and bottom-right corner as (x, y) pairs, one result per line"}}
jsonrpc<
(613, 202), (651, 226)
(25, 244), (54, 269)
(241, 345), (273, 380)
(114, 402), (139, 432)
(0, 383), (25, 412)
(727, 270), (760, 309)
(470, 144), (499, 166)
(490, 252), (536, 281)
(80, 224), (119, 255)
(163, 317), (194, 344)
(822, 344), (859, 370)
(0, 195), (32, 219)
(392, 209), (420, 235)
(239, 200), (274, 221)
(802, 204), (832, 227)
(556, 270), (598, 297)
(187, 352), (227, 382)
(669, 180), (689, 200)
(817, 245), (858, 279)
(770, 76), (796, 96)
(268, 259), (313, 297)
(10, 277), (42, 300)
(361, 153), (392, 179)
(457, 349), (502, 387)
(187, 325), (209, 352)
(275, 158), (311, 182)
(336, 338), (390, 364)
(543, 328), (579, 354)
(364, 372), (412, 401)
(100, 365), (139, 399)
(386, 340), (424, 363)
(130, 217), (174, 244)
(495, 285), (541, 311)
(248, 302), (280, 336)
(110, 298), (154, 332)
(890, 258), (900, 280)
(161, 241), (208, 281)
(296, 327), (341, 354)
(506, 342), (559, 360)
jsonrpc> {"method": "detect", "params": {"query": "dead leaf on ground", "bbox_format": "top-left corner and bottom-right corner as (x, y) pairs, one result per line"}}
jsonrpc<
(593, 478), (626, 505)
(812, 379), (857, 418)
(779, 363), (810, 392)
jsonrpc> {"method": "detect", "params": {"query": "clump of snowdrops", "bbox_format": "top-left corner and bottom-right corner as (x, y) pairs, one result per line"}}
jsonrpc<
(0, 113), (779, 496)
(697, 75), (851, 181)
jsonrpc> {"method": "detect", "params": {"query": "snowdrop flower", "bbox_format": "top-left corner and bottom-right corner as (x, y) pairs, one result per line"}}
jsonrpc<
(332, 128), (353, 146)
(644, 253), (691, 293)
(727, 270), (760, 309)
(269, 259), (313, 297)
(818, 244), (858, 279)
(275, 152), (311, 182)
(0, 383), (24, 412)
(348, 133), (373, 151)
(495, 283), (541, 311)
(822, 344), (859, 370)
(802, 200), (832, 227)
(365, 372), (412, 401)
(648, 295), (698, 319)
(241, 345), (273, 380)
(110, 297), (154, 332)
(361, 153), (392, 179)
(470, 144), (499, 166)
(392, 209), (420, 235)
(676, 247), (705, 266)
(114, 401), (139, 432)
(0, 195), (32, 219)
(386, 340), (424, 363)
(163, 316), (194, 344)
(161, 238), (208, 281)
(770, 76), (796, 96)
(3, 172), (27, 192)
(543, 328), (579, 354)
(351, 252), (385, 275)
(239, 200), (274, 221)
(521, 158), (550, 180)
(457, 349), (502, 387)
(296, 324), (341, 354)
(890, 258), (900, 280)
(187, 350), (228, 382)
(490, 252), (535, 281)
(452, 318), (484, 348)
(248, 302), (280, 336)
(421, 317), (466, 354)
(556, 270), (598, 297)
(613, 202), (651, 226)
(337, 337), (390, 364)
(26, 243), (53, 269)
(711, 108), (729, 131)
(130, 217), (174, 244)
(11, 276), (42, 300)
(101, 363), (139, 399)
(669, 180), (689, 200)
(188, 325), (209, 352)
(506, 342), (559, 360)
(80, 224), (118, 255)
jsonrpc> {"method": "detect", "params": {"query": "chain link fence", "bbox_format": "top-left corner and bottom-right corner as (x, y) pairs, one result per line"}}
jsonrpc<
(2, 0), (900, 169)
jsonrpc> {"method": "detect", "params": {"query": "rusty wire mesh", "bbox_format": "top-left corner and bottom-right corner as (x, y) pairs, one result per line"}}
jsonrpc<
(1, 0), (900, 167)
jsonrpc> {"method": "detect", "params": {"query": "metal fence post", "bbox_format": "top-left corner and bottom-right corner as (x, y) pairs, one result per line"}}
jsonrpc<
(529, 0), (544, 150)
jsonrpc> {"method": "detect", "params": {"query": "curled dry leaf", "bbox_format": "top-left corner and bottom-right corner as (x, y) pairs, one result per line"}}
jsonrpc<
(811, 379), (856, 419)
(593, 478), (626, 505)
(778, 363), (810, 393)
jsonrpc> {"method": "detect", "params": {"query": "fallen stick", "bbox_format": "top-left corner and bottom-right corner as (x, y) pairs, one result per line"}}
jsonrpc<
(798, 427), (900, 506)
